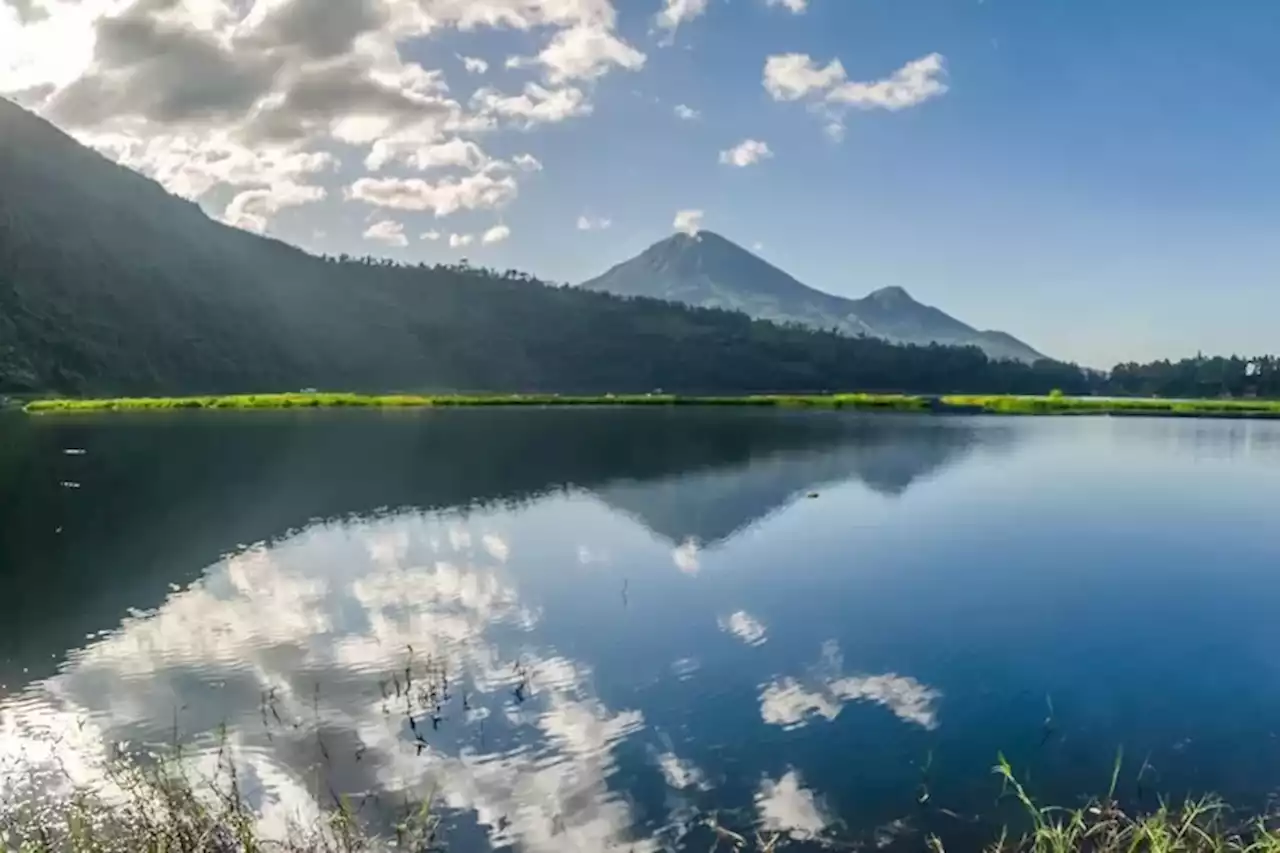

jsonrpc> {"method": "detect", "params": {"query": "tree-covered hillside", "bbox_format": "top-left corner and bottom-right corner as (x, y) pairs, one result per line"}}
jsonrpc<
(1, 96), (1093, 397)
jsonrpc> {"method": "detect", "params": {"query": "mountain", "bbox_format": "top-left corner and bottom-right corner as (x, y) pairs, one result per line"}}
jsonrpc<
(0, 97), (1085, 396)
(579, 231), (1045, 363)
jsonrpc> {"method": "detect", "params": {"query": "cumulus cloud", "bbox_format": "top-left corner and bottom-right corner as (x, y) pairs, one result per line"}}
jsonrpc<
(362, 218), (409, 247)
(673, 103), (700, 120)
(512, 152), (543, 171)
(222, 181), (326, 233)
(365, 136), (492, 172)
(2, 0), (636, 237)
(481, 223), (511, 245)
(535, 23), (645, 84)
(766, 0), (808, 12)
(827, 53), (948, 109)
(719, 138), (772, 167)
(764, 51), (948, 138)
(346, 172), (518, 216)
(471, 83), (592, 127)
(576, 214), (611, 231)
(421, 229), (442, 241)
(449, 232), (475, 248)
(656, 0), (709, 32)
(673, 209), (704, 237)
(763, 54), (847, 101)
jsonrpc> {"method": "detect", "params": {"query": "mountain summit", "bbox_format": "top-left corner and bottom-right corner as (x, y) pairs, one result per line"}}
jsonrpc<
(580, 231), (1045, 362)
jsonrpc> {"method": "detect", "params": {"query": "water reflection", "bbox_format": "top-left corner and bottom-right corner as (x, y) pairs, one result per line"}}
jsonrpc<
(0, 409), (1000, 851)
(11, 412), (1280, 850)
(2, 511), (657, 851)
(0, 409), (1000, 686)
(759, 642), (941, 732)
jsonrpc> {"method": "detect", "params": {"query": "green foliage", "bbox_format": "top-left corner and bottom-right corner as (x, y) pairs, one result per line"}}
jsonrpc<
(941, 394), (1280, 417)
(24, 392), (933, 414)
(26, 392), (1280, 419)
(1110, 354), (1280, 399)
(961, 754), (1277, 853)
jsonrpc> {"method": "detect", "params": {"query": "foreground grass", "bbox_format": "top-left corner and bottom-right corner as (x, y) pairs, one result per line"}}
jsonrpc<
(23, 391), (1280, 419)
(1, 751), (439, 853)
(9, 747), (1280, 852)
(931, 754), (1280, 853)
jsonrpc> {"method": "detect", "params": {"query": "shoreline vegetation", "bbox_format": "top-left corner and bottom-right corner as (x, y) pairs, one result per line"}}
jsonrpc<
(21, 392), (1280, 419)
(7, 748), (1280, 853)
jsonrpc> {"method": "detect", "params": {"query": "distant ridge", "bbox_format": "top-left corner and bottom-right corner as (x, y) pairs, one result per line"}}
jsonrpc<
(580, 231), (1045, 363)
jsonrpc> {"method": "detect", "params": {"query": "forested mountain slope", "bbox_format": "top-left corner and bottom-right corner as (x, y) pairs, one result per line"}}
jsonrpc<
(0, 97), (1086, 396)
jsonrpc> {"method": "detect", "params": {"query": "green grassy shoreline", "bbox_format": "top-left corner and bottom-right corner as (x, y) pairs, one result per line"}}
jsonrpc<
(20, 391), (1280, 419)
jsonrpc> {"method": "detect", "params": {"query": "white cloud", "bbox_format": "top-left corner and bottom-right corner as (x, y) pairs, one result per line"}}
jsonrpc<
(535, 24), (645, 84)
(656, 0), (709, 32)
(718, 138), (773, 167)
(365, 136), (493, 172)
(763, 53), (847, 101)
(481, 533), (510, 561)
(222, 181), (326, 233)
(481, 223), (511, 244)
(672, 209), (704, 236)
(346, 172), (519, 216)
(766, 0), (808, 12)
(718, 610), (767, 646)
(764, 52), (948, 138)
(421, 229), (442, 241)
(449, 232), (475, 248)
(673, 103), (700, 120)
(362, 218), (409, 247)
(512, 153), (543, 171)
(576, 214), (611, 231)
(2, 0), (640, 247)
(471, 83), (593, 127)
(827, 53), (948, 110)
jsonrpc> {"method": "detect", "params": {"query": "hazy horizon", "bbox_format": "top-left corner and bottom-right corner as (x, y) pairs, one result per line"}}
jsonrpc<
(3, 0), (1275, 366)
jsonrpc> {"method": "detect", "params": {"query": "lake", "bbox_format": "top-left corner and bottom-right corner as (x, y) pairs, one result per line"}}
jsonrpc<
(3, 408), (1280, 851)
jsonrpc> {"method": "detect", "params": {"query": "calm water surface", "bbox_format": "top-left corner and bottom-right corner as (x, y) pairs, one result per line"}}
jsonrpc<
(2, 409), (1280, 851)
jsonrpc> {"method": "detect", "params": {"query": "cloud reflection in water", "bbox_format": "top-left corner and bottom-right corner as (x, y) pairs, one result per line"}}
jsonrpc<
(0, 510), (658, 852)
(759, 641), (940, 731)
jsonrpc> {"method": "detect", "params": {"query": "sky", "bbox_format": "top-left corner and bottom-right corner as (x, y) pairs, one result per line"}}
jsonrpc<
(1, 0), (1277, 367)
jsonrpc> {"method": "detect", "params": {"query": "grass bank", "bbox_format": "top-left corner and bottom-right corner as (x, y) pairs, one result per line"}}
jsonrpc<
(21, 392), (928, 414)
(942, 394), (1280, 418)
(22, 391), (1280, 419)
(8, 748), (1280, 852)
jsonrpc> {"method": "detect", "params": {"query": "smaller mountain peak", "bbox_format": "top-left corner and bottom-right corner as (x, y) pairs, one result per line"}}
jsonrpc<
(866, 285), (916, 306)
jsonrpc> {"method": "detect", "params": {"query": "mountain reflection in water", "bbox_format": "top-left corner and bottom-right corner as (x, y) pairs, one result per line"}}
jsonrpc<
(0, 409), (999, 851)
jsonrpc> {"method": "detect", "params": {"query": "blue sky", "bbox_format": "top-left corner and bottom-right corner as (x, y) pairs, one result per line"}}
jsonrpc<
(3, 0), (1278, 367)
